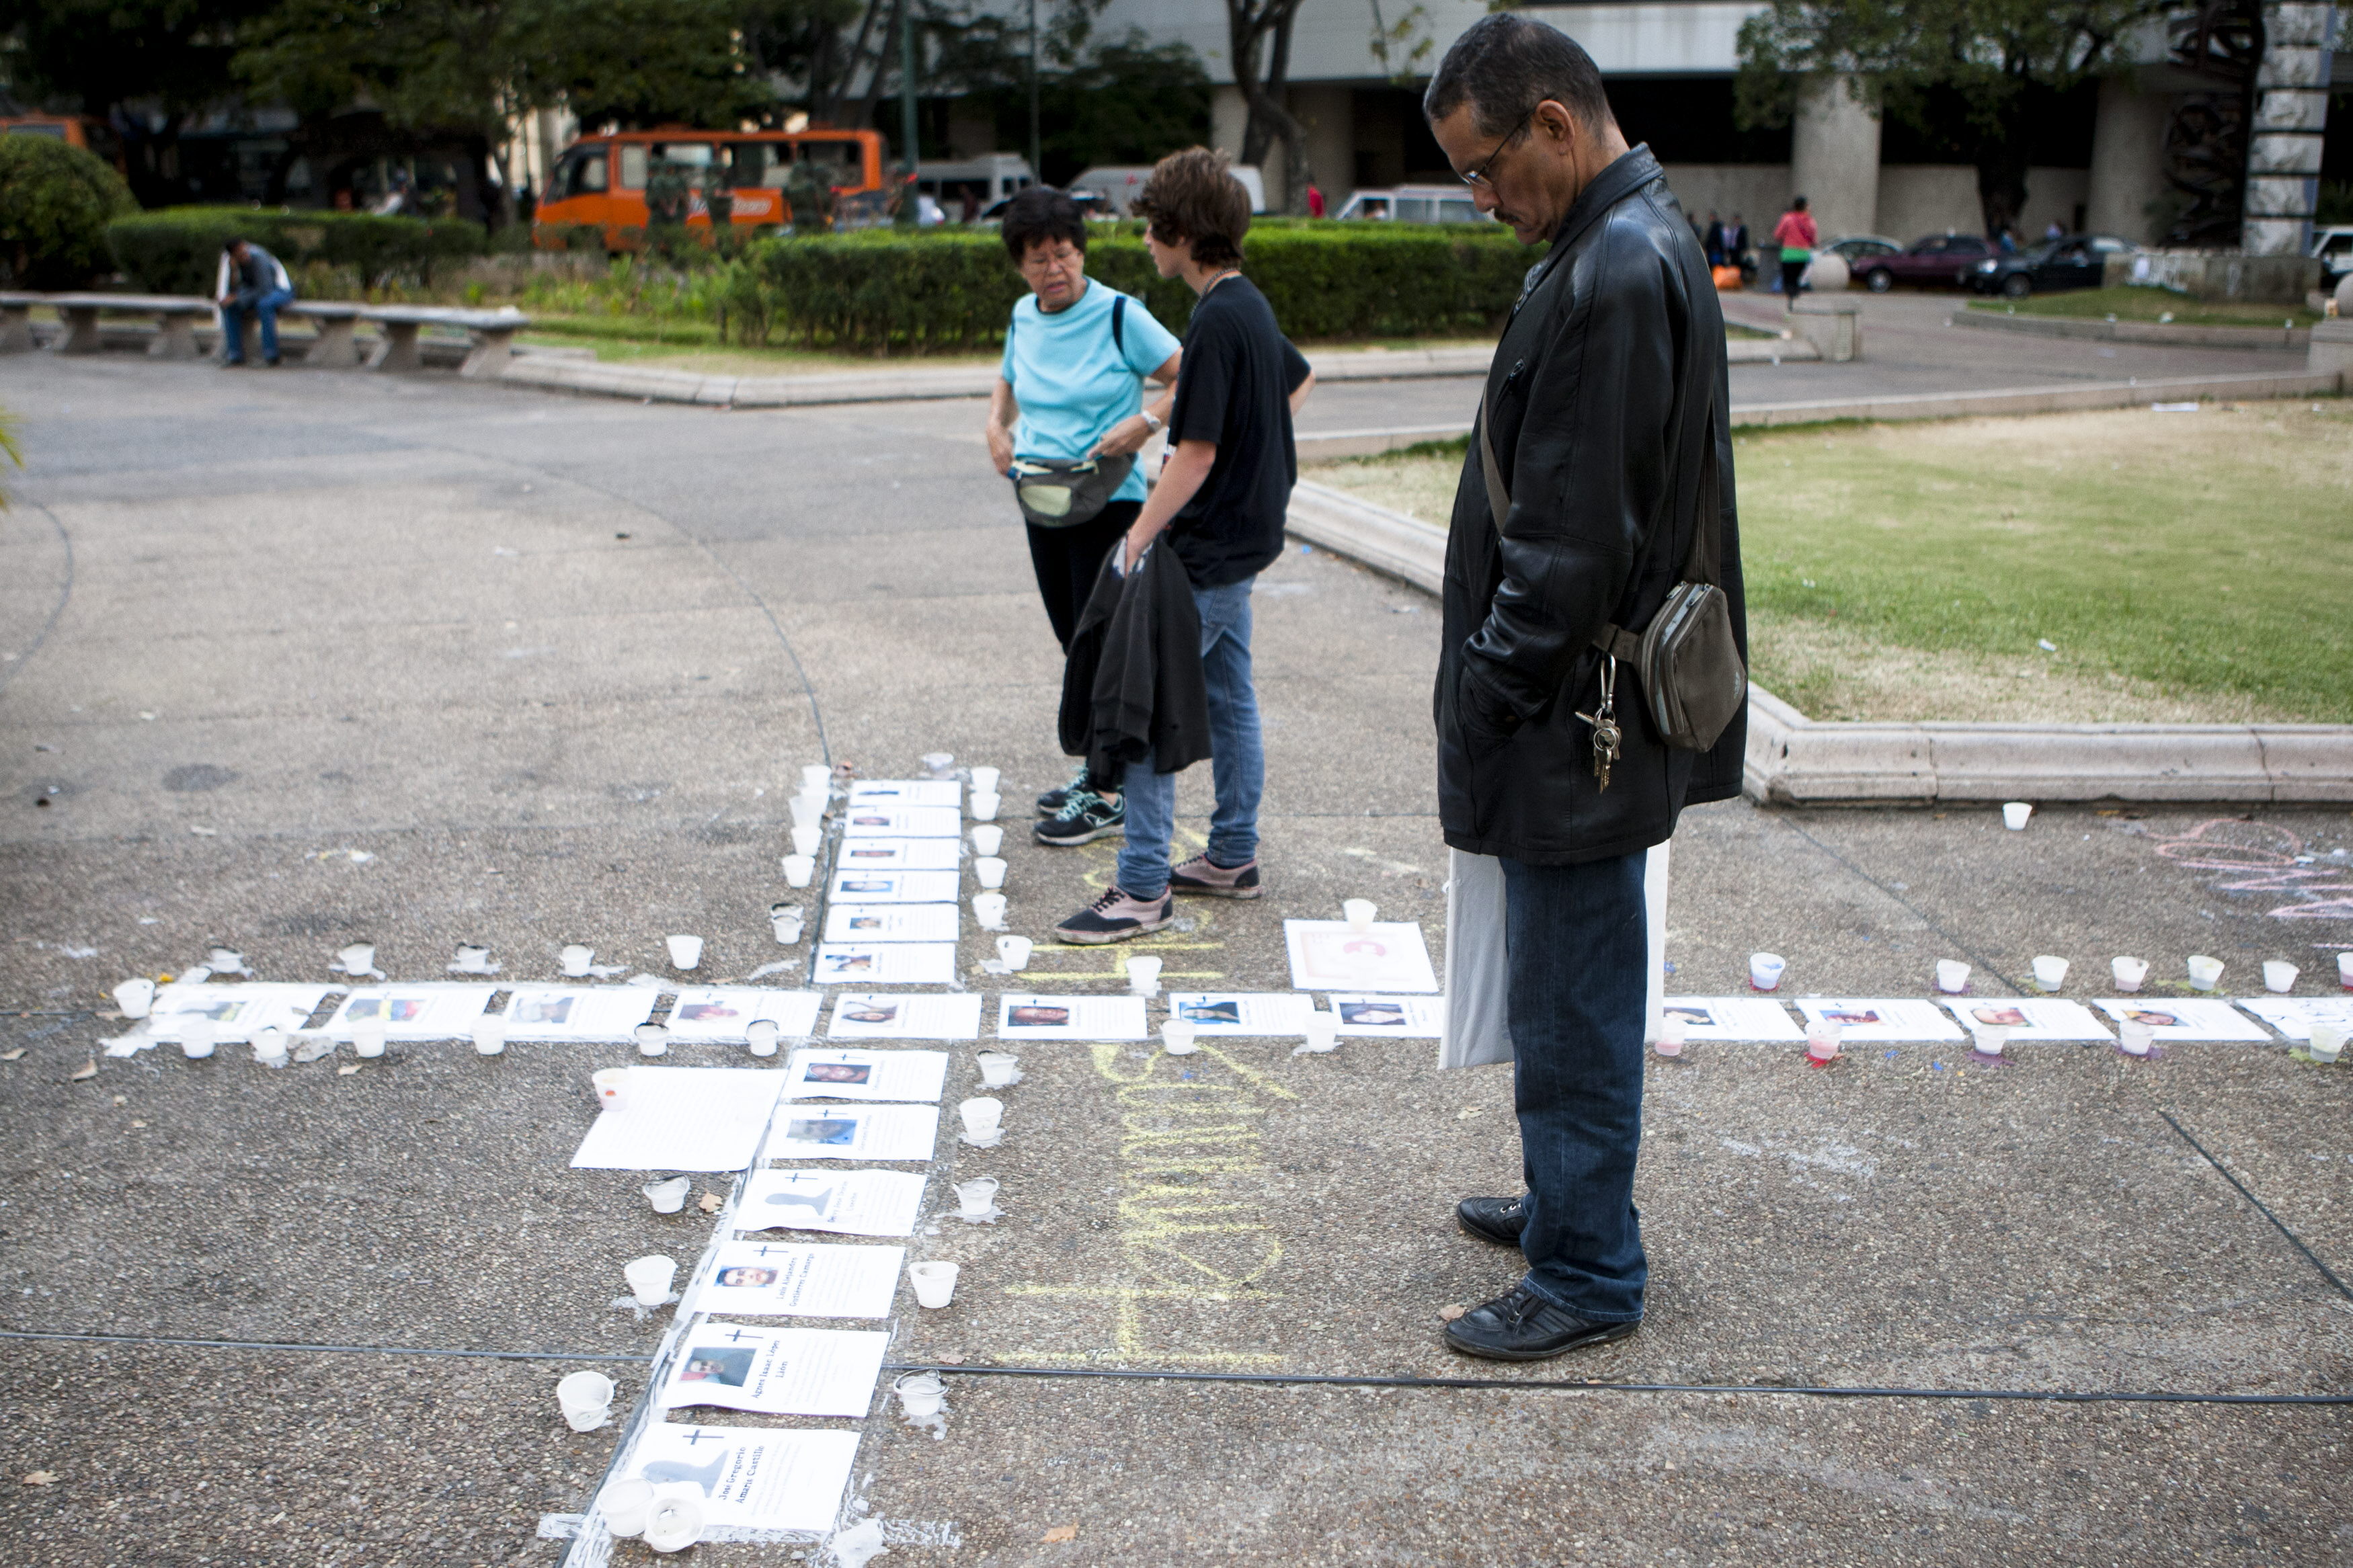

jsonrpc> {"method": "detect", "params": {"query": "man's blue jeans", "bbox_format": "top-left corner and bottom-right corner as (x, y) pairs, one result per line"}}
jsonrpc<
(221, 288), (293, 363)
(1501, 850), (1649, 1322)
(1115, 574), (1263, 896)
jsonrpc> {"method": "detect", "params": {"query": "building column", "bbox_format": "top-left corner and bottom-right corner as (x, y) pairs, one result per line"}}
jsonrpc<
(2241, 0), (2338, 255)
(2086, 75), (2173, 243)
(1290, 84), (1354, 208)
(1789, 74), (1880, 241)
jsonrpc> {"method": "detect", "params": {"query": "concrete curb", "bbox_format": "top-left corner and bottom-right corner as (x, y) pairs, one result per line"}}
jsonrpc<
(1283, 483), (2353, 806)
(1953, 308), (2311, 352)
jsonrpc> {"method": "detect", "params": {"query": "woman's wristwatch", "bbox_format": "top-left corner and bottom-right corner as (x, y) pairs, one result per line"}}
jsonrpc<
(1140, 412), (1164, 434)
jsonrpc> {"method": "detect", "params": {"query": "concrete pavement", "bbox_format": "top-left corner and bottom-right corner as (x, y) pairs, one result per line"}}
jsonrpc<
(1, 355), (2348, 1565)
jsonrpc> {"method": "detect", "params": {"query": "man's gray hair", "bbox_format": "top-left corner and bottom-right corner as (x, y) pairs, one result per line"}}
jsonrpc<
(1423, 13), (1613, 139)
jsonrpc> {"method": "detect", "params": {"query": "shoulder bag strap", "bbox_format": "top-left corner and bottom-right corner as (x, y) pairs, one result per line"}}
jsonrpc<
(1112, 293), (1126, 358)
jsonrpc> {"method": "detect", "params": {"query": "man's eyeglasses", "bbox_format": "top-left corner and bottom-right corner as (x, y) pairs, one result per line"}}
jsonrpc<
(1458, 111), (1533, 189)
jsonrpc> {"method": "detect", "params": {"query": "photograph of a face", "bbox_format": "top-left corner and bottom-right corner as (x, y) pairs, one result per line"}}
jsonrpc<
(801, 1061), (873, 1085)
(1180, 1000), (1242, 1025)
(715, 1266), (778, 1288)
(820, 952), (875, 975)
(1337, 1001), (1406, 1028)
(839, 879), (893, 894)
(2125, 1008), (2183, 1028)
(1007, 1005), (1071, 1028)
(513, 995), (573, 1024)
(1663, 1005), (1716, 1029)
(676, 1001), (741, 1022)
(347, 997), (425, 1023)
(1821, 1007), (1883, 1027)
(787, 1118), (860, 1146)
(1970, 1005), (2029, 1028)
(680, 1347), (756, 1386)
(842, 1004), (896, 1024)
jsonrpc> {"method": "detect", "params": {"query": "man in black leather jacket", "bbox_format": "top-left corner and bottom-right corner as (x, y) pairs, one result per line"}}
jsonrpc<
(1423, 13), (1747, 1361)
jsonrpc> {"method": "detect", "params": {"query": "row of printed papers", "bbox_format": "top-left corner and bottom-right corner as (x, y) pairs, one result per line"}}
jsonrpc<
(811, 944), (957, 985)
(1284, 919), (1440, 993)
(848, 778), (961, 809)
(783, 1047), (948, 1103)
(997, 993), (1149, 1040)
(841, 805), (962, 839)
(668, 988), (825, 1042)
(827, 869), (960, 905)
(145, 982), (337, 1042)
(835, 837), (960, 870)
(826, 991), (982, 1039)
(1661, 995), (2304, 1043)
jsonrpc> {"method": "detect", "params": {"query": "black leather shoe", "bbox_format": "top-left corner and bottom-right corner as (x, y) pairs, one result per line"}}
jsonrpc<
(1443, 1284), (1639, 1362)
(1456, 1195), (1529, 1247)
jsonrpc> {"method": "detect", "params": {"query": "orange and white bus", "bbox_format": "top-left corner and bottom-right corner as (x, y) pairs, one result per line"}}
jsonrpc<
(533, 126), (887, 248)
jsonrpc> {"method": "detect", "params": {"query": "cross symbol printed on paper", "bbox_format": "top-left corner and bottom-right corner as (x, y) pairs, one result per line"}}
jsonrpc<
(755, 1245), (786, 1258)
(723, 1327), (758, 1344)
(681, 1429), (723, 1447)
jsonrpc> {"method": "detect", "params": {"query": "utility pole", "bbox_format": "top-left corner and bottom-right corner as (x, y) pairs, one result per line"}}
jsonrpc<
(899, 0), (922, 196)
(1027, 0), (1041, 181)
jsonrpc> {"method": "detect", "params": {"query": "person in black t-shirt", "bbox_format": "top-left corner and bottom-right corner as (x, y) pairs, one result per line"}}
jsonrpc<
(1051, 147), (1317, 947)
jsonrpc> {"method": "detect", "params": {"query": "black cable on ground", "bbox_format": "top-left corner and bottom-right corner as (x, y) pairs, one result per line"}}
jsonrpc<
(0, 1328), (651, 1364)
(2152, 1104), (2353, 1305)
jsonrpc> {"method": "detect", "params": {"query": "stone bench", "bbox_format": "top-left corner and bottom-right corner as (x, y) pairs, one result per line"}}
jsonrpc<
(358, 304), (526, 377)
(3, 292), (528, 374)
(1788, 294), (1863, 363)
(46, 292), (216, 358)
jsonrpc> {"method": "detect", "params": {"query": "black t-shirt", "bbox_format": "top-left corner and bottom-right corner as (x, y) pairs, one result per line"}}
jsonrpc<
(1166, 276), (1312, 588)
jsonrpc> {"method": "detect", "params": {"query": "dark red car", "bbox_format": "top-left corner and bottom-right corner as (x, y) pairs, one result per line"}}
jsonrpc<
(1858, 233), (1995, 292)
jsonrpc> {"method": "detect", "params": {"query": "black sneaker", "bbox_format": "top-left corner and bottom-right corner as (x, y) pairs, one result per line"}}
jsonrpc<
(1455, 1195), (1528, 1247)
(1443, 1284), (1639, 1362)
(1036, 761), (1089, 817)
(1053, 885), (1173, 945)
(1033, 787), (1123, 847)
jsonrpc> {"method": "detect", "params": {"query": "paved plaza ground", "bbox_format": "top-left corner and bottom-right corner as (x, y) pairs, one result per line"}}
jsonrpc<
(1, 351), (2348, 1565)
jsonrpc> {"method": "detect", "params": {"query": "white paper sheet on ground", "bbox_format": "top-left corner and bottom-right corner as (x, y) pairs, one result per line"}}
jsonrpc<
(658, 1325), (889, 1418)
(848, 780), (961, 809)
(840, 806), (962, 839)
(827, 870), (961, 905)
(1164, 991), (1318, 1035)
(828, 991), (982, 1040)
(667, 988), (826, 1043)
(569, 1067), (789, 1171)
(784, 1047), (949, 1102)
(147, 983), (337, 1043)
(810, 944), (958, 986)
(2235, 996), (2353, 1042)
(996, 993), (1149, 1040)
(737, 1169), (926, 1237)
(1283, 921), (1440, 993)
(621, 1425), (860, 1534)
(834, 837), (962, 871)
(2093, 997), (2274, 1042)
(321, 985), (497, 1041)
(1939, 997), (2114, 1042)
(701, 1241), (906, 1317)
(823, 904), (960, 944)
(1792, 999), (1966, 1042)
(497, 985), (659, 1042)
(1328, 995), (1447, 1036)
(767, 1103), (939, 1161)
(1659, 997), (1806, 1042)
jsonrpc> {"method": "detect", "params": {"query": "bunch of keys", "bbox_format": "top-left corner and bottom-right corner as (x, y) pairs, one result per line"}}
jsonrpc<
(1575, 656), (1622, 792)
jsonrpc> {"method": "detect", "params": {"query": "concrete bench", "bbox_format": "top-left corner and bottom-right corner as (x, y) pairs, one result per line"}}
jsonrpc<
(1789, 295), (1863, 363)
(47, 292), (215, 358)
(0, 291), (39, 354)
(358, 304), (526, 377)
(282, 301), (364, 368)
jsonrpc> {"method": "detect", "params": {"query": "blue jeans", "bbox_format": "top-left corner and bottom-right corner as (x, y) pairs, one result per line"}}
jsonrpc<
(221, 288), (293, 362)
(1501, 850), (1649, 1322)
(1115, 574), (1263, 896)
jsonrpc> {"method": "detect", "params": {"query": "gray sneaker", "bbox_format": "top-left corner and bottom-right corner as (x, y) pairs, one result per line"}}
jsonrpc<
(1052, 885), (1173, 944)
(1033, 787), (1124, 847)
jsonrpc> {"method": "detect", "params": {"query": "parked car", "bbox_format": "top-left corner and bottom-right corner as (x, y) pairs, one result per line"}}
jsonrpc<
(2312, 225), (2353, 286)
(1070, 164), (1267, 215)
(1855, 233), (1996, 292)
(1333, 186), (1494, 224)
(1816, 235), (1903, 269)
(1968, 234), (2139, 298)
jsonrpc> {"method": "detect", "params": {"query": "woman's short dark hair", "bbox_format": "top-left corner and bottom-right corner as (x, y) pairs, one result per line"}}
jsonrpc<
(1133, 147), (1250, 270)
(1423, 13), (1613, 140)
(1000, 187), (1088, 261)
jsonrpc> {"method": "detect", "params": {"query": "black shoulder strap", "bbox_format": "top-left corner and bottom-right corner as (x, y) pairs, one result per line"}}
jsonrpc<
(1112, 294), (1126, 358)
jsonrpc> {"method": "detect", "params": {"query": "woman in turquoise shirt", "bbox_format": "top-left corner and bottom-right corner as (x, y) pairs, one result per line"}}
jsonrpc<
(984, 186), (1182, 840)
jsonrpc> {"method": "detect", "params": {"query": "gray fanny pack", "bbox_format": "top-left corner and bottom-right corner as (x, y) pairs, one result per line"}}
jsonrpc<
(1011, 454), (1135, 528)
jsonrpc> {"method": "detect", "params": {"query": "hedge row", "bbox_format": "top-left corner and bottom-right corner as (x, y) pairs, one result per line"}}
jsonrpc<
(107, 208), (487, 294)
(715, 224), (1529, 352)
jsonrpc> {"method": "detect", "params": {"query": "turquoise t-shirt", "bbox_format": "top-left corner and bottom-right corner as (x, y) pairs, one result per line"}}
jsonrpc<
(1000, 279), (1181, 505)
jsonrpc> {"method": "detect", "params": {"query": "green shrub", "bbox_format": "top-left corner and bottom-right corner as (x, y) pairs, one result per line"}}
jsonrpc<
(717, 223), (1527, 353)
(106, 207), (487, 295)
(0, 138), (138, 289)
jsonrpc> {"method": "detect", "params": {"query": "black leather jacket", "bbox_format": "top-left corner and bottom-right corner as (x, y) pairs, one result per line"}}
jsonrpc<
(1434, 146), (1747, 864)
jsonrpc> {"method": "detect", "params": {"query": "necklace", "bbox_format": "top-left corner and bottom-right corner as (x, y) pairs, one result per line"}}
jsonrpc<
(1201, 268), (1240, 294)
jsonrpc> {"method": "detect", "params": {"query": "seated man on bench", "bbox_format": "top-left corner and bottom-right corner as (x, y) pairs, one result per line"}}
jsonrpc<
(216, 237), (294, 367)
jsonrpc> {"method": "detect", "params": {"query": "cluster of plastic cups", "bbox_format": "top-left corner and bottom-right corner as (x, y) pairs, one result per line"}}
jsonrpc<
(597, 1476), (702, 1553)
(969, 766), (1001, 823)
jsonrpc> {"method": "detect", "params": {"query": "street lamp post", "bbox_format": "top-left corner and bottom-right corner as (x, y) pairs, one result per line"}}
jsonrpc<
(1028, 0), (1041, 183)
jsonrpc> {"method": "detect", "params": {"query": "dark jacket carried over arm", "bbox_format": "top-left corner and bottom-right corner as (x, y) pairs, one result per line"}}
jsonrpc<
(1433, 145), (1746, 865)
(1059, 544), (1212, 785)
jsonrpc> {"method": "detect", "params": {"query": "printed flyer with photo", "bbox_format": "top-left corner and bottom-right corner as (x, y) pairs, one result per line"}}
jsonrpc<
(699, 1241), (906, 1318)
(833, 837), (962, 871)
(767, 1103), (940, 1162)
(823, 904), (961, 945)
(657, 1325), (889, 1419)
(848, 780), (962, 809)
(996, 993), (1149, 1040)
(1938, 997), (2115, 1042)
(2092, 997), (2273, 1042)
(1791, 999), (1966, 1042)
(617, 1425), (860, 1534)
(1164, 992), (1318, 1035)
(1659, 997), (1805, 1042)
(148, 983), (338, 1044)
(2235, 995), (2353, 1042)
(783, 1047), (949, 1103)
(827, 991), (982, 1040)
(811, 944), (958, 987)
(322, 985), (498, 1041)
(665, 988), (825, 1043)
(1283, 921), (1440, 993)
(497, 985), (660, 1042)
(826, 870), (962, 905)
(735, 1169), (927, 1237)
(839, 806), (963, 839)
(1328, 995), (1447, 1037)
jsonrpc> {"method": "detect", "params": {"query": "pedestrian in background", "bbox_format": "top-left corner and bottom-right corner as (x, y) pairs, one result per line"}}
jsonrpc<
(983, 186), (1184, 843)
(1725, 212), (1751, 281)
(1050, 147), (1317, 943)
(1771, 195), (1814, 304)
(1422, 12), (1747, 1361)
(214, 237), (294, 368)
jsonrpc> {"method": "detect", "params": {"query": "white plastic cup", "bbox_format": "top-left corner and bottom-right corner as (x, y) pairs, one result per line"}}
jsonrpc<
(2120, 1020), (2155, 1057)
(471, 1016), (508, 1057)
(642, 1487), (704, 1554)
(352, 1020), (387, 1059)
(783, 855), (815, 889)
(1162, 1019), (1199, 1057)
(770, 911), (803, 946)
(971, 824), (1004, 857)
(2264, 960), (2299, 993)
(959, 1096), (1003, 1141)
(556, 1370), (614, 1432)
(180, 1016), (216, 1060)
(969, 790), (1002, 823)
(337, 943), (375, 976)
(1749, 952), (1786, 991)
(1300, 1012), (1339, 1053)
(2002, 802), (2033, 831)
(1655, 1022), (1686, 1058)
(251, 1026), (290, 1066)
(2187, 954), (2225, 992)
(791, 825), (820, 858)
(112, 978), (155, 1019)
(975, 1048), (1021, 1088)
(1935, 959), (1971, 995)
(2340, 952), (2353, 991)
(2308, 1022), (2344, 1063)
(2031, 955), (2069, 993)
(973, 893), (1008, 931)
(635, 1022), (670, 1059)
(908, 1262), (959, 1309)
(895, 1370), (947, 1417)
(974, 856), (1008, 890)
(746, 1019), (781, 1057)
(1126, 955), (1162, 997)
(1805, 1024), (1842, 1063)
(2112, 956), (2148, 993)
(666, 934), (703, 971)
(453, 944), (492, 974)
(801, 764), (832, 793)
(598, 1477), (653, 1538)
(789, 794), (823, 831)
(1342, 899), (1377, 933)
(969, 766), (1000, 795)
(642, 1175), (691, 1214)
(995, 934), (1031, 971)
(1971, 1025), (2011, 1057)
(593, 1067), (629, 1112)
(623, 1255), (677, 1307)
(561, 944), (594, 978)
(922, 751), (955, 778)
(954, 1176), (1000, 1221)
